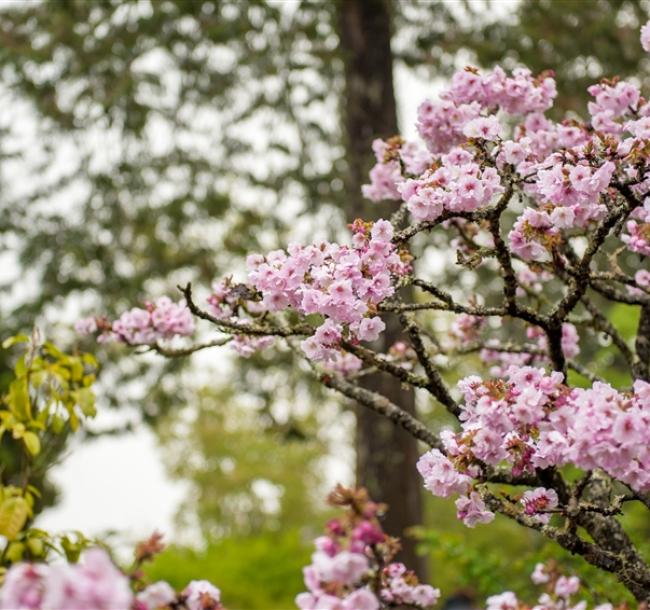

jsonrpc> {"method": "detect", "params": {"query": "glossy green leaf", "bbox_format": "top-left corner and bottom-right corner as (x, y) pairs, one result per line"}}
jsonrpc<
(23, 431), (41, 456)
(2, 335), (29, 349)
(0, 497), (29, 540)
(7, 378), (31, 421)
(73, 387), (96, 417)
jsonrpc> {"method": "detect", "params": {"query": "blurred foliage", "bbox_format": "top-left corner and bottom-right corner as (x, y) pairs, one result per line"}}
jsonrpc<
(0, 333), (97, 570)
(0, 332), (97, 506)
(145, 530), (311, 609)
(156, 377), (329, 537)
(0, 0), (347, 419)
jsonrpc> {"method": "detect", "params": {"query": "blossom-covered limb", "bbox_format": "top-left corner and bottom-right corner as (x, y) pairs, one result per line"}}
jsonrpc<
(179, 282), (312, 337)
(481, 489), (650, 600)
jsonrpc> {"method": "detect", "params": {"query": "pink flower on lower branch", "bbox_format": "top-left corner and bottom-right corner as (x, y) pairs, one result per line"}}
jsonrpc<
(135, 581), (176, 609)
(521, 487), (559, 524)
(41, 548), (133, 610)
(554, 575), (580, 598)
(0, 564), (47, 610)
(486, 591), (519, 610)
(416, 449), (471, 498)
(182, 580), (222, 610)
(454, 491), (495, 527)
(77, 296), (195, 345)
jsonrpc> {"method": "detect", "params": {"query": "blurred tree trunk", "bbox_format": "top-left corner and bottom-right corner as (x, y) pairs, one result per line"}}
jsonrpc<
(336, 0), (426, 578)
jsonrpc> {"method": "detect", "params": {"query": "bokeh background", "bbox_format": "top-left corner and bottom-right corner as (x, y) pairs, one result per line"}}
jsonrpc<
(1, 0), (649, 607)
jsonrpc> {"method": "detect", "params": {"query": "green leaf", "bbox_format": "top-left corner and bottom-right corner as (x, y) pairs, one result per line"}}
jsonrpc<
(2, 335), (29, 349)
(43, 341), (65, 359)
(82, 352), (98, 367)
(0, 497), (29, 540)
(61, 536), (82, 563)
(51, 414), (65, 434)
(5, 541), (25, 563)
(27, 538), (45, 557)
(7, 378), (31, 420)
(14, 356), (27, 378)
(23, 431), (41, 456)
(73, 387), (96, 417)
(26, 537), (45, 558)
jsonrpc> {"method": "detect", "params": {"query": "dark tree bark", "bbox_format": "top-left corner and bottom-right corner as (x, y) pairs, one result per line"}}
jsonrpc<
(634, 304), (650, 381)
(336, 0), (426, 578)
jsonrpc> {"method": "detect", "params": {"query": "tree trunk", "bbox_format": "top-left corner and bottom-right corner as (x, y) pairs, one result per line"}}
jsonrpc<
(336, 0), (426, 578)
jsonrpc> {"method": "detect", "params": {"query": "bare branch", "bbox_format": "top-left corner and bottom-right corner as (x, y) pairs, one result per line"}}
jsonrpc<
(399, 311), (460, 417)
(319, 371), (443, 451)
(148, 337), (232, 358)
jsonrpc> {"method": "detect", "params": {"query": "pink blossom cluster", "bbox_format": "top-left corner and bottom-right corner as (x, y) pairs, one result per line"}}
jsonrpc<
(297, 540), (378, 610)
(380, 563), (440, 608)
(246, 219), (410, 363)
(297, 535), (440, 610)
(515, 266), (553, 297)
(588, 79), (642, 134)
(520, 487), (559, 524)
(135, 580), (221, 610)
(296, 486), (439, 610)
(364, 50), (650, 265)
(418, 367), (650, 526)
(206, 278), (265, 321)
(400, 147), (503, 222)
(449, 313), (486, 345)
(229, 335), (275, 358)
(454, 491), (495, 528)
(445, 67), (557, 116)
(416, 97), (482, 155)
(415, 451), (493, 527)
(509, 159), (615, 262)
(416, 67), (556, 154)
(362, 138), (432, 202)
(205, 279), (362, 368)
(489, 562), (614, 610)
(205, 279), (277, 357)
(455, 370), (650, 489)
(622, 199), (650, 256)
(541, 323), (580, 359)
(0, 548), (222, 610)
(364, 67), (556, 203)
(76, 297), (194, 345)
(0, 549), (131, 610)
